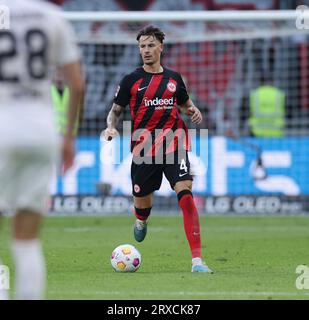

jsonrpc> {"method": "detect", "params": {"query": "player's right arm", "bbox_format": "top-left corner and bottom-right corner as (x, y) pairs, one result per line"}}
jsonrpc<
(103, 74), (130, 141)
(103, 103), (124, 141)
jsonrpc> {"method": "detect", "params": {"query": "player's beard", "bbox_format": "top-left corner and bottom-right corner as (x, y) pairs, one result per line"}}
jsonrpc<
(143, 58), (154, 66)
(143, 54), (158, 66)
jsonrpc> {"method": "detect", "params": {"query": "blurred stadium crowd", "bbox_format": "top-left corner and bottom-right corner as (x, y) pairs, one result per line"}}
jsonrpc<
(49, 0), (309, 138)
(52, 0), (308, 10)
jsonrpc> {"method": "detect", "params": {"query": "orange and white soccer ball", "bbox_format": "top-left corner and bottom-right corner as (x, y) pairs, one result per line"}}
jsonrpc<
(110, 244), (141, 272)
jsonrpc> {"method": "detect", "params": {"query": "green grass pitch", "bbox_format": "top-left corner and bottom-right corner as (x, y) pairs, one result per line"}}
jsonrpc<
(1, 215), (309, 300)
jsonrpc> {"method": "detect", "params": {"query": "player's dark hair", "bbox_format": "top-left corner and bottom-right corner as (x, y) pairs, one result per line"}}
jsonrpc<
(136, 25), (165, 43)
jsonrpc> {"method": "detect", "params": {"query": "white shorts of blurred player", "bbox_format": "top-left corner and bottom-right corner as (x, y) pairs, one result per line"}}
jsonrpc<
(0, 105), (59, 215)
(0, 145), (57, 215)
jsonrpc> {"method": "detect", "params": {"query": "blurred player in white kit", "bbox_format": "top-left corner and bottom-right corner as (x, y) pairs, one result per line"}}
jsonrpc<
(0, 0), (84, 299)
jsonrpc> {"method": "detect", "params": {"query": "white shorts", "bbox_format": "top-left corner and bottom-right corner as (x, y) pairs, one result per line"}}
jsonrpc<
(0, 103), (59, 214)
(0, 145), (57, 214)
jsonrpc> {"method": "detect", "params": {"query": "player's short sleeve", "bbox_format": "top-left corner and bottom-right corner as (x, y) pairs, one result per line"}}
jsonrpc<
(54, 15), (80, 66)
(176, 73), (190, 105)
(113, 75), (131, 108)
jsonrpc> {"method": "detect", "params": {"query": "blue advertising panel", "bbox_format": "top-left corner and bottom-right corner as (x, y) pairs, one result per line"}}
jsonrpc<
(52, 136), (309, 196)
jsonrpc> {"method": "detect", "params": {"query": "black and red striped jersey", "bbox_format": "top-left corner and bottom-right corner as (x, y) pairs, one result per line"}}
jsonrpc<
(113, 67), (190, 156)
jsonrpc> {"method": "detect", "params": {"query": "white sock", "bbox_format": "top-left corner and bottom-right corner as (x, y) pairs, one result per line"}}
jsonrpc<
(11, 239), (46, 300)
(192, 257), (203, 266)
(0, 259), (9, 300)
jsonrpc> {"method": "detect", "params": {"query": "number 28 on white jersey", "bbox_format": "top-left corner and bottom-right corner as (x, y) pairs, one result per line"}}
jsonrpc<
(0, 0), (79, 107)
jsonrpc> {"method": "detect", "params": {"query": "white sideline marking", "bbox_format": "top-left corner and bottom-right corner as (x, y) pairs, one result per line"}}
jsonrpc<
(45, 226), (309, 233)
(45, 227), (172, 233)
(49, 290), (309, 297)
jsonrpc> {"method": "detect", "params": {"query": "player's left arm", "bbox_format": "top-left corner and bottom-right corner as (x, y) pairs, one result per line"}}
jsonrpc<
(59, 61), (84, 174)
(180, 99), (203, 125)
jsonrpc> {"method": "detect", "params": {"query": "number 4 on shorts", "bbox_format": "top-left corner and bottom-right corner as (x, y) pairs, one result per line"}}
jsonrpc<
(180, 159), (188, 172)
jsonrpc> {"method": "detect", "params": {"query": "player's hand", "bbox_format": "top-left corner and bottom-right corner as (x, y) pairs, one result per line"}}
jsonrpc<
(102, 128), (118, 141)
(188, 106), (202, 125)
(61, 136), (75, 174)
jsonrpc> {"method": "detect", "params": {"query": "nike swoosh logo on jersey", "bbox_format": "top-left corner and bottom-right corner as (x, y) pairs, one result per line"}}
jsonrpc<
(179, 172), (188, 177)
(138, 86), (148, 91)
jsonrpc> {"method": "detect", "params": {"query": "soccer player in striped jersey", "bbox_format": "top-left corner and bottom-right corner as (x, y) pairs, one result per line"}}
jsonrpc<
(0, 0), (84, 299)
(103, 25), (213, 273)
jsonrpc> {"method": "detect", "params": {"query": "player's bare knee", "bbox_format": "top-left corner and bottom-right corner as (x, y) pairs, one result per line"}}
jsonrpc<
(134, 194), (153, 209)
(13, 209), (42, 240)
(187, 182), (193, 191)
(174, 180), (192, 193)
